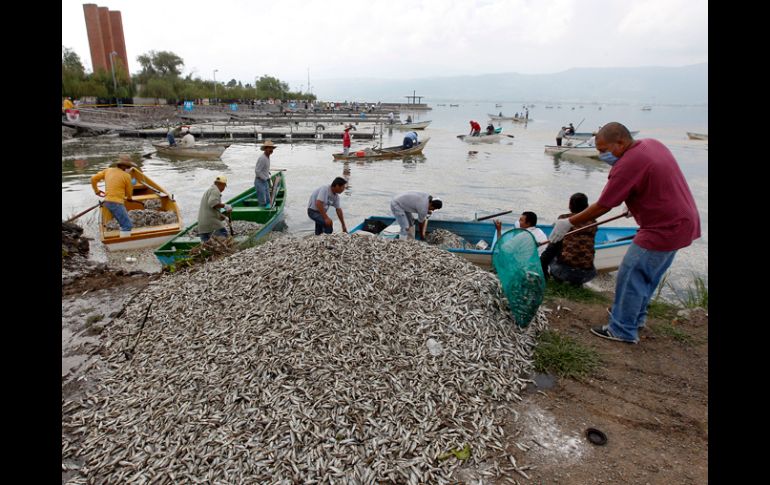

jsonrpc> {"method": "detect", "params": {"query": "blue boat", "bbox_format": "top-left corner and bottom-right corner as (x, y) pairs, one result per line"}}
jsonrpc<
(350, 216), (637, 272)
(154, 172), (286, 267)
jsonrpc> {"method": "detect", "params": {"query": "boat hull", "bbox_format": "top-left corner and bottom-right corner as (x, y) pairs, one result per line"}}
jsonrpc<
(686, 132), (708, 141)
(544, 145), (600, 158)
(350, 216), (637, 273)
(151, 142), (229, 159)
(390, 121), (431, 130)
(458, 133), (502, 143)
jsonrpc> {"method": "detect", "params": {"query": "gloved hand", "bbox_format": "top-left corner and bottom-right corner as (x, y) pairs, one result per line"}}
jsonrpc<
(549, 218), (573, 243)
(224, 204), (233, 212)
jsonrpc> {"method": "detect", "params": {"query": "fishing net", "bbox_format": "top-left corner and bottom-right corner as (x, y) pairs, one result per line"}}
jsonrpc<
(492, 228), (545, 327)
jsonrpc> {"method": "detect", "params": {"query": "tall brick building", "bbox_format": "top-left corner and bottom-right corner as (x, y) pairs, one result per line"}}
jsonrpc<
(82, 3), (129, 77)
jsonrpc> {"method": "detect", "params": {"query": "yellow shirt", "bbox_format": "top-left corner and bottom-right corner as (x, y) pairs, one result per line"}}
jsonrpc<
(63, 99), (74, 111)
(91, 167), (133, 204)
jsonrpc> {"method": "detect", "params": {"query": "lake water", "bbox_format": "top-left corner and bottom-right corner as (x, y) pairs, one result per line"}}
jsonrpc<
(62, 102), (707, 298)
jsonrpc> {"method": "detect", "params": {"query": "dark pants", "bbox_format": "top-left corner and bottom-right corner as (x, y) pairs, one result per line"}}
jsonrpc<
(308, 208), (332, 235)
(556, 138), (562, 146)
(403, 137), (415, 149)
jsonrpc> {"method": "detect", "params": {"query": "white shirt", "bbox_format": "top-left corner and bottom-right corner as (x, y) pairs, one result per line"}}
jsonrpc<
(180, 133), (195, 147)
(307, 184), (340, 211)
(514, 221), (549, 256)
(391, 191), (430, 223)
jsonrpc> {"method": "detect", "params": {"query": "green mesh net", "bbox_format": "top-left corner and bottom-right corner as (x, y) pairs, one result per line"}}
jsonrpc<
(492, 228), (546, 327)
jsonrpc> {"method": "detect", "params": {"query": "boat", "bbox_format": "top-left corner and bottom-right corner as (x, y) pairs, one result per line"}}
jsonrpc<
(449, 104), (459, 107)
(151, 142), (230, 159)
(458, 129), (503, 143)
(98, 169), (183, 251)
(565, 130), (639, 142)
(332, 138), (430, 160)
(544, 144), (600, 158)
(488, 114), (516, 120)
(350, 216), (637, 272)
(389, 120), (431, 130)
(687, 132), (708, 141)
(641, 106), (652, 111)
(495, 104), (503, 108)
(153, 172), (286, 267)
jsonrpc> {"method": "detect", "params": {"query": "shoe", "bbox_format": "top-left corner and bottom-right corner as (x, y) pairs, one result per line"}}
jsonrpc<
(590, 325), (638, 344)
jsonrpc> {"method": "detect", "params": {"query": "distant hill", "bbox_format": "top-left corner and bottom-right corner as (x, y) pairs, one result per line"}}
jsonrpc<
(308, 63), (707, 105)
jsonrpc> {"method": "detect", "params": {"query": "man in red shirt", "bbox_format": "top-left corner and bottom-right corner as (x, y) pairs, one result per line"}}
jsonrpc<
(342, 124), (352, 156)
(548, 122), (701, 344)
(469, 120), (481, 136)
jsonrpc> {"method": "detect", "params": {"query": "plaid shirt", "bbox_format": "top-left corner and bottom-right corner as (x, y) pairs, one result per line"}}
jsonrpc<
(558, 213), (596, 269)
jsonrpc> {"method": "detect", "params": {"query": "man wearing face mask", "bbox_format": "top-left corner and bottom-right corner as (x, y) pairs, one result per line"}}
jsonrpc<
(90, 154), (139, 238)
(548, 122), (701, 345)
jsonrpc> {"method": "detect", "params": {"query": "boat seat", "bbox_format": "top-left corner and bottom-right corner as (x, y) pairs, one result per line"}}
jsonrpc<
(174, 237), (201, 243)
(231, 206), (269, 214)
(130, 193), (162, 202)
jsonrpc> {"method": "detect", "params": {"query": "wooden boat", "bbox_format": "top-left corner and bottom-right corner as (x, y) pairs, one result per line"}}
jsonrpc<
(332, 138), (430, 160)
(98, 169), (183, 251)
(151, 142), (230, 159)
(449, 104), (459, 107)
(488, 113), (516, 120)
(350, 216), (637, 272)
(544, 144), (600, 158)
(153, 172), (286, 267)
(458, 130), (503, 143)
(389, 120), (431, 130)
(566, 130), (639, 142)
(641, 106), (652, 111)
(687, 132), (708, 141)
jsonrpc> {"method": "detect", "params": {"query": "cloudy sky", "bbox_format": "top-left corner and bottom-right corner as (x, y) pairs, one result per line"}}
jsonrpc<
(62, 0), (707, 88)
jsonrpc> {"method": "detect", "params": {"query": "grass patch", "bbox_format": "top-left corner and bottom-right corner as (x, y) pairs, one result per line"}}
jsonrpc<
(650, 323), (694, 345)
(544, 280), (609, 304)
(674, 275), (708, 309)
(534, 330), (601, 379)
(647, 299), (679, 320)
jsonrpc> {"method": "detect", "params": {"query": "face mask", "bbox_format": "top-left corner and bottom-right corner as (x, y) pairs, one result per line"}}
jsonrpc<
(131, 178), (137, 185)
(598, 151), (619, 165)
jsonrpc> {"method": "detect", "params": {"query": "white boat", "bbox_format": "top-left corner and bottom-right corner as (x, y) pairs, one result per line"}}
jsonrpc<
(641, 106), (652, 111)
(687, 132), (708, 141)
(458, 133), (503, 143)
(565, 130), (639, 142)
(151, 142), (230, 159)
(544, 144), (600, 158)
(390, 120), (431, 130)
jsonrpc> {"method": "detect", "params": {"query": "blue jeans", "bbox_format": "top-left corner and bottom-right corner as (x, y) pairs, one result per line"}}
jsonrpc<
(199, 227), (228, 242)
(166, 133), (176, 146)
(608, 243), (677, 342)
(104, 201), (132, 231)
(308, 209), (332, 235)
(254, 177), (270, 206)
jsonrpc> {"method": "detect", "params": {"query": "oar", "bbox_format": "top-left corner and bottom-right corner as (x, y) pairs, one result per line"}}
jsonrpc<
(142, 143), (175, 158)
(538, 211), (631, 246)
(66, 201), (102, 222)
(476, 210), (513, 222)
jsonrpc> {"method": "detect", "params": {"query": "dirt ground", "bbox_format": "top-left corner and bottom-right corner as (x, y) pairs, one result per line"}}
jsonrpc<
(509, 297), (708, 484)
(61, 270), (707, 484)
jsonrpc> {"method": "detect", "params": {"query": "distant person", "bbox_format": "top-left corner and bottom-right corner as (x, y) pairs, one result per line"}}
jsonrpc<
(540, 193), (598, 285)
(342, 124), (352, 156)
(197, 175), (232, 242)
(390, 191), (443, 240)
(514, 112), (519, 119)
(556, 127), (566, 146)
(90, 154), (138, 238)
(499, 111), (503, 117)
(486, 122), (496, 135)
(388, 112), (395, 124)
(493, 211), (548, 256)
(565, 123), (575, 136)
(307, 177), (348, 235)
(179, 129), (195, 147)
(62, 97), (74, 118)
(548, 122), (701, 344)
(402, 131), (419, 149)
(166, 127), (177, 147)
(469, 120), (481, 136)
(254, 140), (276, 206)
(406, 115), (413, 124)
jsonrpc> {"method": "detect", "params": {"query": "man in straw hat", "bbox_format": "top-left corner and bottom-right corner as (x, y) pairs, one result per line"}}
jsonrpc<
(255, 140), (276, 206)
(90, 154), (139, 238)
(197, 175), (233, 242)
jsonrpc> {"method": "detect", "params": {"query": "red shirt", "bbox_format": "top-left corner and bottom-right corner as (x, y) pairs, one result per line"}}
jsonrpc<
(470, 121), (481, 131)
(343, 130), (351, 148)
(597, 139), (700, 251)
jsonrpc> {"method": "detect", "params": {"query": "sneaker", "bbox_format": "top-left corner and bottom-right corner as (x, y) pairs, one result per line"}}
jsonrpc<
(590, 325), (638, 344)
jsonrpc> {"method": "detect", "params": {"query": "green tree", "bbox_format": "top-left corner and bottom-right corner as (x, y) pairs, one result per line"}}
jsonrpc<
(256, 75), (289, 99)
(136, 50), (184, 81)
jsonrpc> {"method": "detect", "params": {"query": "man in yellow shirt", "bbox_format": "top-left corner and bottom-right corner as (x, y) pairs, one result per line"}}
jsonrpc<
(91, 154), (137, 237)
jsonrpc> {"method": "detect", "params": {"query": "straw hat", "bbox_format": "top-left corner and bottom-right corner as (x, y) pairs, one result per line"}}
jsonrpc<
(260, 140), (277, 150)
(214, 175), (228, 184)
(343, 124), (352, 131)
(115, 154), (137, 169)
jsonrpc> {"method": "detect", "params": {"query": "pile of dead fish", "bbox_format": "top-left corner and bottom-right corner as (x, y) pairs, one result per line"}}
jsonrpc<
(425, 228), (472, 250)
(62, 234), (547, 484)
(105, 209), (178, 231)
(187, 220), (263, 237)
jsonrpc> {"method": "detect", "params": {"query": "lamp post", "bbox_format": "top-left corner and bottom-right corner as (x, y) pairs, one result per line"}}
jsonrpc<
(109, 51), (118, 105)
(213, 69), (218, 104)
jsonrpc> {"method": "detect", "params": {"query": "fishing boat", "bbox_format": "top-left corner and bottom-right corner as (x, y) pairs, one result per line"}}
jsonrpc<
(98, 169), (183, 251)
(686, 132), (708, 141)
(458, 128), (504, 143)
(153, 172), (286, 267)
(641, 106), (652, 111)
(488, 113), (516, 120)
(449, 104), (459, 107)
(350, 216), (637, 272)
(332, 138), (430, 160)
(389, 120), (431, 130)
(565, 130), (639, 142)
(151, 142), (230, 159)
(544, 144), (600, 158)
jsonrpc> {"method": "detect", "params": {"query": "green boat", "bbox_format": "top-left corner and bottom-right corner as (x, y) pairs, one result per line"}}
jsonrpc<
(154, 172), (286, 267)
